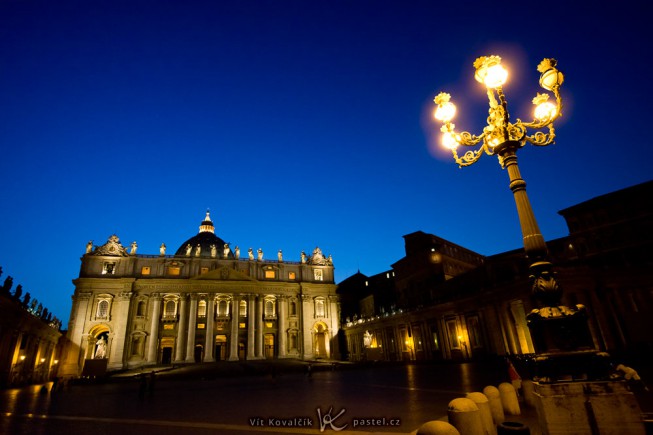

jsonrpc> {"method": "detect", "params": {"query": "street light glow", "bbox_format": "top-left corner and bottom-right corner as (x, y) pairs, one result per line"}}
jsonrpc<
(535, 101), (557, 121)
(432, 56), (564, 167)
(442, 131), (459, 150)
(434, 100), (456, 122)
(482, 64), (508, 88)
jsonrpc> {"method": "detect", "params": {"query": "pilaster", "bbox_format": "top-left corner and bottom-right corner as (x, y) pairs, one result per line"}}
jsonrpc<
(107, 291), (133, 370)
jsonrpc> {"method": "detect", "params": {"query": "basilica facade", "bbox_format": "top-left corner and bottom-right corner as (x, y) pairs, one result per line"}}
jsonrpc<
(60, 212), (338, 376)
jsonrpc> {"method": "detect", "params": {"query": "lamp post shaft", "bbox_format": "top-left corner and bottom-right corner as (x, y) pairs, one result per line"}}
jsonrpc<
(499, 144), (547, 261)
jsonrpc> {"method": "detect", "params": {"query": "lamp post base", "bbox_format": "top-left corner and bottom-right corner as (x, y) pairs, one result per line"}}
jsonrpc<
(533, 379), (645, 435)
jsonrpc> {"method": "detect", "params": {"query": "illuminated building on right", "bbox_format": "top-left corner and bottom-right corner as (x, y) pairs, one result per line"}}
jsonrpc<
(339, 180), (653, 364)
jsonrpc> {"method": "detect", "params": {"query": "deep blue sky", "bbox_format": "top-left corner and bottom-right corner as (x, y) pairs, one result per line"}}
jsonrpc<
(1, 0), (651, 321)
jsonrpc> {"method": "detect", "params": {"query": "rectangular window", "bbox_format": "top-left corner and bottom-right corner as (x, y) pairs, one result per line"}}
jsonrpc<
(163, 324), (174, 330)
(102, 262), (116, 275)
(288, 272), (296, 280)
(239, 322), (246, 329)
(166, 266), (181, 276)
(141, 266), (151, 275)
(197, 323), (205, 329)
(200, 267), (209, 274)
(265, 270), (276, 279)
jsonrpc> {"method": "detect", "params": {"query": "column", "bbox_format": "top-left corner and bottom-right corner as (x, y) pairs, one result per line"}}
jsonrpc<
(107, 291), (133, 370)
(301, 295), (314, 359)
(60, 292), (91, 377)
(247, 294), (256, 359)
(185, 295), (198, 362)
(203, 295), (215, 362)
(146, 294), (162, 364)
(228, 297), (240, 361)
(175, 294), (188, 362)
(278, 295), (287, 358)
(255, 296), (264, 358)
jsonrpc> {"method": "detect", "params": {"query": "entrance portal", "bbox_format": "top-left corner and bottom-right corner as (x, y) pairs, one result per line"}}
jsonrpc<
(160, 337), (175, 364)
(314, 323), (328, 358)
(215, 335), (227, 361)
(161, 347), (173, 364)
(264, 334), (275, 359)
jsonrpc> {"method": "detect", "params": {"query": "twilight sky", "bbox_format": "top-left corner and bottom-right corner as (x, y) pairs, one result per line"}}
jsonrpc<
(1, 0), (651, 321)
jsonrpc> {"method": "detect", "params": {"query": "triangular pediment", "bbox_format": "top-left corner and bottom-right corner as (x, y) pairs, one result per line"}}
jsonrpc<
(192, 266), (255, 281)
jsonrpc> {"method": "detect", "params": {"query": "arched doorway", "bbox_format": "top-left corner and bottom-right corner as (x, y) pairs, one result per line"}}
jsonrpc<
(313, 322), (328, 359)
(239, 341), (246, 360)
(160, 337), (175, 364)
(264, 334), (275, 359)
(215, 335), (227, 361)
(194, 345), (203, 363)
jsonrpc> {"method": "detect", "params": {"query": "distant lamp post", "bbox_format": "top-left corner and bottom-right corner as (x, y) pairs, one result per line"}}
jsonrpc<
(433, 56), (600, 381)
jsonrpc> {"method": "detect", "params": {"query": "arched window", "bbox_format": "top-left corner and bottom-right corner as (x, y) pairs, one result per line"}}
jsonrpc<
(164, 300), (176, 317)
(315, 299), (325, 317)
(218, 300), (229, 317)
(198, 300), (207, 317)
(290, 300), (297, 316)
(97, 300), (109, 318)
(239, 300), (247, 317)
(136, 301), (146, 317)
(289, 332), (298, 350)
(265, 300), (275, 318)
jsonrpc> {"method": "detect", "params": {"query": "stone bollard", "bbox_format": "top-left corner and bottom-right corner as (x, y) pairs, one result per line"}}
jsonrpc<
(447, 398), (483, 435)
(498, 382), (521, 416)
(413, 420), (461, 435)
(483, 385), (505, 425)
(466, 392), (497, 435)
(521, 380), (535, 408)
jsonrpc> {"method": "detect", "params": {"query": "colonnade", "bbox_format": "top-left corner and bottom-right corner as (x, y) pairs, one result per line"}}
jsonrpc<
(144, 293), (295, 364)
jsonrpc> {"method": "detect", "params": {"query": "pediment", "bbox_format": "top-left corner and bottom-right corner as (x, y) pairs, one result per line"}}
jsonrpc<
(192, 266), (255, 281)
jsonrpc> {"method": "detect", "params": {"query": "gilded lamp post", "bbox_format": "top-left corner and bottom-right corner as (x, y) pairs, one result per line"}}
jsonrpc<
(434, 56), (600, 380)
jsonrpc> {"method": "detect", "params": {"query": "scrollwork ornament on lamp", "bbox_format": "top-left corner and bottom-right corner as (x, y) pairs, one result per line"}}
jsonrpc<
(433, 56), (564, 168)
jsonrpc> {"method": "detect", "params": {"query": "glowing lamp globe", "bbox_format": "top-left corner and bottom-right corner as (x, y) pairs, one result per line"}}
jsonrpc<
(434, 101), (456, 122)
(483, 64), (508, 88)
(534, 101), (557, 121)
(475, 57), (508, 88)
(442, 132), (459, 150)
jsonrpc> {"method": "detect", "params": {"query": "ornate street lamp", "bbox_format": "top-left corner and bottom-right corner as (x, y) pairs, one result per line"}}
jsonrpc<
(433, 56), (600, 381)
(433, 56), (564, 308)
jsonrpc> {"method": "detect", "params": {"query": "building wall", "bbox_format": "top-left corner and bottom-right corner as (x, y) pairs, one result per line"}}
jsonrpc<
(60, 235), (338, 377)
(0, 292), (62, 387)
(341, 182), (653, 363)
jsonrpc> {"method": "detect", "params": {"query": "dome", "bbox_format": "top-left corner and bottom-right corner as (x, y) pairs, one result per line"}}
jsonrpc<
(175, 211), (234, 259)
